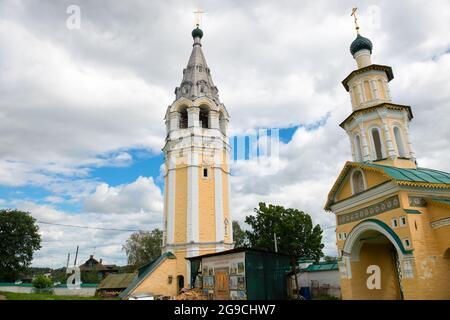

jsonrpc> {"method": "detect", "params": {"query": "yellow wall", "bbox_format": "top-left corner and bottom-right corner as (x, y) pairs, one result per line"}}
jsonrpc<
(198, 166), (216, 242)
(342, 243), (401, 300)
(335, 168), (389, 202)
(174, 166), (187, 243)
(131, 257), (178, 297)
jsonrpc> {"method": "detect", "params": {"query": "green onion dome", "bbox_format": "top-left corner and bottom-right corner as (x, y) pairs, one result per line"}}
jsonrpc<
(350, 34), (373, 56)
(192, 27), (203, 39)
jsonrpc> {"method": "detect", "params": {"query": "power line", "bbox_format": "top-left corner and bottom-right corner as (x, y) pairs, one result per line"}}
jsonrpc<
(37, 221), (142, 232)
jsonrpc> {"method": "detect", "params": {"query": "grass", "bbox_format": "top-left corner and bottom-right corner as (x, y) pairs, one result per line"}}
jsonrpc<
(0, 291), (118, 300)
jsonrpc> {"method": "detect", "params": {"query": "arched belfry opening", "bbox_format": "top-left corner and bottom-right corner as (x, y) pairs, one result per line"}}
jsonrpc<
(179, 107), (188, 129)
(199, 106), (210, 128)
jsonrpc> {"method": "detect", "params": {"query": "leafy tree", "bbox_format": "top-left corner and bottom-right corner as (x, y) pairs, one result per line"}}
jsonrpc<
(32, 274), (53, 289)
(323, 255), (338, 263)
(232, 220), (247, 248)
(0, 209), (42, 281)
(245, 203), (324, 298)
(245, 203), (324, 260)
(122, 229), (162, 268)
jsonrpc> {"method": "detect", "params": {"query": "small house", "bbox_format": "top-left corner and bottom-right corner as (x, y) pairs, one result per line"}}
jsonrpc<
(186, 248), (293, 300)
(96, 273), (136, 297)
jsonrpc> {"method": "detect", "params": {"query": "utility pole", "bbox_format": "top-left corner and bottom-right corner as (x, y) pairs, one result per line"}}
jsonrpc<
(274, 233), (278, 252)
(66, 253), (70, 269)
(73, 245), (79, 267)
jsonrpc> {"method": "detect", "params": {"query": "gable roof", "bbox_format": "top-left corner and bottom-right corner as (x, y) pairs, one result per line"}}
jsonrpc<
(97, 273), (135, 290)
(325, 162), (450, 210)
(119, 252), (176, 299)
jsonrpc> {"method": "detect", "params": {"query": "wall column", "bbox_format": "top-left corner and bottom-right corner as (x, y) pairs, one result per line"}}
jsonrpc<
(187, 150), (199, 243)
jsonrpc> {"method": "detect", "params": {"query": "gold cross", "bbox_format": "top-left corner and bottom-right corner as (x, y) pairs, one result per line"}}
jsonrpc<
(351, 7), (360, 34)
(194, 9), (205, 27)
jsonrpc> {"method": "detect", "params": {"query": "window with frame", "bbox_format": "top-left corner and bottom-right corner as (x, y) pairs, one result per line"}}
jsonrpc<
(392, 218), (399, 228)
(404, 238), (411, 248)
(352, 170), (365, 194)
(371, 128), (384, 160)
(400, 216), (407, 227)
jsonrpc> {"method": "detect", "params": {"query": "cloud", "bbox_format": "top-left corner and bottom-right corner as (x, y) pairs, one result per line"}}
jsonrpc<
(0, 0), (449, 263)
(83, 176), (163, 215)
(15, 176), (163, 267)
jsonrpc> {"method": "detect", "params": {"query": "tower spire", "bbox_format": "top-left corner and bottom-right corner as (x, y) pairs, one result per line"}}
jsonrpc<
(174, 17), (220, 102)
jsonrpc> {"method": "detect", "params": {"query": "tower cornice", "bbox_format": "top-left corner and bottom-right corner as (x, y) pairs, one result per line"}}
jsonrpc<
(339, 103), (413, 129)
(342, 64), (394, 91)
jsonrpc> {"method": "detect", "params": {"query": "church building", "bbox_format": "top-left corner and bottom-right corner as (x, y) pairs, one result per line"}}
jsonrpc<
(121, 24), (233, 298)
(325, 14), (450, 299)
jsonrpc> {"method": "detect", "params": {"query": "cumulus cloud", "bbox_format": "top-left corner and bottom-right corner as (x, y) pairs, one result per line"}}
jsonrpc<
(16, 176), (163, 267)
(0, 0), (449, 263)
(83, 176), (163, 215)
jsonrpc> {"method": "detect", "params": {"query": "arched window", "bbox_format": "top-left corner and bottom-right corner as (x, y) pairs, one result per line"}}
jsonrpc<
(199, 106), (209, 128)
(179, 107), (188, 129)
(354, 134), (363, 162)
(371, 128), (383, 160)
(219, 111), (226, 136)
(352, 170), (365, 194)
(394, 126), (407, 158)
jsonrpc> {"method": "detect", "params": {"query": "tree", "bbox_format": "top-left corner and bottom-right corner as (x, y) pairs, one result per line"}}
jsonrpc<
(0, 209), (42, 281)
(245, 203), (324, 298)
(245, 203), (324, 259)
(323, 255), (338, 263)
(232, 220), (247, 248)
(32, 274), (53, 289)
(122, 229), (163, 268)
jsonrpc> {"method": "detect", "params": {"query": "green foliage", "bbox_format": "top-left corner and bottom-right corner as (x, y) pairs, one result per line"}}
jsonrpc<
(245, 203), (324, 261)
(0, 210), (42, 281)
(232, 220), (247, 248)
(32, 274), (53, 289)
(323, 255), (338, 263)
(122, 229), (163, 268)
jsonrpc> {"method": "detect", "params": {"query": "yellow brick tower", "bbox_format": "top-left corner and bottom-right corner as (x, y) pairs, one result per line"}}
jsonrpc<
(161, 23), (233, 290)
(121, 23), (233, 299)
(324, 8), (450, 300)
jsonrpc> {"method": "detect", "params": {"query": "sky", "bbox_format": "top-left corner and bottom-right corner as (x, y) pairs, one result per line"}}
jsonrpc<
(1, 0), (450, 268)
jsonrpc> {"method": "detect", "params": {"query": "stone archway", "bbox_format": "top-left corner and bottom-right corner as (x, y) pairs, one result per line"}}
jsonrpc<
(340, 219), (410, 300)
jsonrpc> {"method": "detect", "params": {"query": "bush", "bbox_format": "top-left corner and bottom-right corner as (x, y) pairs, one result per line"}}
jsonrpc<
(32, 274), (53, 289)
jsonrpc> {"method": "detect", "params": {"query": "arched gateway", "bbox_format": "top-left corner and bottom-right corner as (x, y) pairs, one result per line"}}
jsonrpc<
(340, 219), (413, 300)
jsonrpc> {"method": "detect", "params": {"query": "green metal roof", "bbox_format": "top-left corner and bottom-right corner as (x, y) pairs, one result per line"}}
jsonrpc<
(404, 209), (421, 214)
(429, 198), (450, 205)
(350, 34), (373, 55)
(364, 163), (450, 184)
(302, 262), (338, 272)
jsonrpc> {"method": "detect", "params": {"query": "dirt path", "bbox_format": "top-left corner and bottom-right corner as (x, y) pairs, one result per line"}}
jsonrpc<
(0, 295), (6, 300)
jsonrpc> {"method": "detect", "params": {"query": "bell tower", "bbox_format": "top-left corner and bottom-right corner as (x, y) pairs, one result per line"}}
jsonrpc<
(341, 9), (417, 168)
(162, 24), (233, 286)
